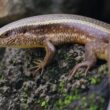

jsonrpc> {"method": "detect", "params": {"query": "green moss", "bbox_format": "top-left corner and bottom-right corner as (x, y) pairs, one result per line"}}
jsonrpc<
(50, 73), (105, 110)
(38, 99), (48, 109)
(80, 94), (105, 110)
(98, 64), (107, 74)
(21, 84), (30, 104)
(89, 75), (101, 85)
(52, 80), (80, 110)
(0, 74), (4, 80)
(89, 105), (97, 110)
(53, 92), (80, 110)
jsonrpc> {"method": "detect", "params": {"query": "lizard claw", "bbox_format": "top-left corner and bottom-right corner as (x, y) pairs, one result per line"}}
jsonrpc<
(68, 61), (91, 81)
(30, 59), (45, 76)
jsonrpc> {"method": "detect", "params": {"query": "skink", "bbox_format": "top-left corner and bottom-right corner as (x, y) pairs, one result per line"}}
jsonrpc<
(0, 14), (109, 78)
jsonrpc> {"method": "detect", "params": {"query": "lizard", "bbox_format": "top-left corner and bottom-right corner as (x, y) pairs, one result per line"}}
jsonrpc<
(0, 14), (109, 79)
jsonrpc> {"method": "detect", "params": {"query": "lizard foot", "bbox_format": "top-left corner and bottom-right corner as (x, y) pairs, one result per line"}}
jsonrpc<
(68, 61), (91, 81)
(30, 59), (45, 76)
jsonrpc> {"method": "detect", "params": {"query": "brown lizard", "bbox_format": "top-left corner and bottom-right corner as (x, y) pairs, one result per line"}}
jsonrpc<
(0, 14), (109, 79)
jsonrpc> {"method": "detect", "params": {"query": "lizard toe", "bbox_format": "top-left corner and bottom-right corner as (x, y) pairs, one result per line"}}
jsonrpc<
(68, 61), (92, 81)
(30, 59), (45, 76)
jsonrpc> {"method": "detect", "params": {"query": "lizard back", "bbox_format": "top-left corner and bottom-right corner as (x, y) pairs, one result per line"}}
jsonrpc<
(0, 14), (110, 47)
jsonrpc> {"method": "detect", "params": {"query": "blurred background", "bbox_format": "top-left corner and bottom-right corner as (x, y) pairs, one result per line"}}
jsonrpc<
(0, 0), (110, 25)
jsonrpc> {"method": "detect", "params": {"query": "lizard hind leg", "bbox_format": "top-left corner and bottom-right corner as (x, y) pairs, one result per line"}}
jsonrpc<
(68, 41), (97, 80)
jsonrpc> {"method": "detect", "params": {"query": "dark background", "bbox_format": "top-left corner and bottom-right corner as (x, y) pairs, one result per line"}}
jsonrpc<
(0, 0), (110, 24)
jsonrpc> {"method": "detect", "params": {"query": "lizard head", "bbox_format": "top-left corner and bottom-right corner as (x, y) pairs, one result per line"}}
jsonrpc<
(0, 31), (44, 48)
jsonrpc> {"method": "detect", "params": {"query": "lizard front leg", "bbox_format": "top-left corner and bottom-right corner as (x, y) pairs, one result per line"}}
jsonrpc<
(68, 41), (97, 80)
(31, 40), (56, 76)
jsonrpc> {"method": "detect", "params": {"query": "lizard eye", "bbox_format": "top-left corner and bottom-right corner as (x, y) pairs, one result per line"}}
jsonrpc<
(1, 31), (11, 38)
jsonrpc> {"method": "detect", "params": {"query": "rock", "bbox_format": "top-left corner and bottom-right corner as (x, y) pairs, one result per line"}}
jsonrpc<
(0, 0), (53, 24)
(0, 0), (26, 24)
